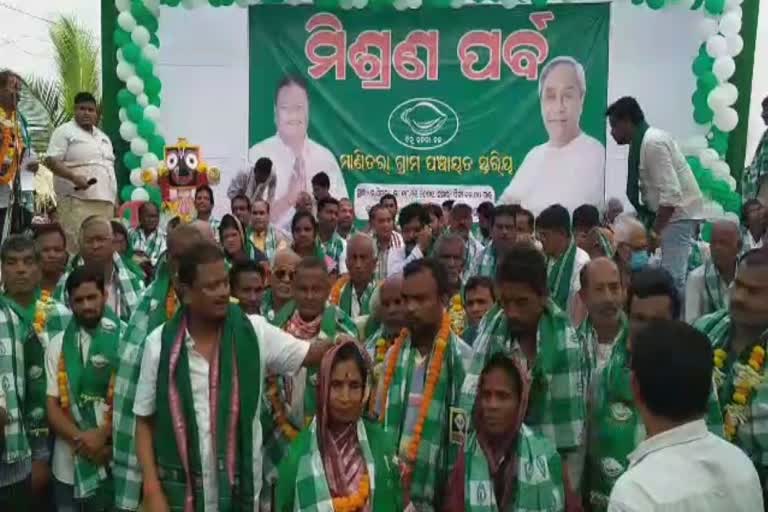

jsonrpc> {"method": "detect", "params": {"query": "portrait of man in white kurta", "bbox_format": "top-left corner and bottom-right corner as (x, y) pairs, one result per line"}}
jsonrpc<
(499, 56), (606, 215)
(247, 75), (348, 229)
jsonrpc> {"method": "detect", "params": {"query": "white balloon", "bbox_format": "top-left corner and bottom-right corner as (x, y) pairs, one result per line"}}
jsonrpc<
(116, 49), (124, 63)
(698, 18), (719, 40)
(726, 34), (744, 57)
(131, 188), (150, 202)
(719, 12), (742, 37)
(115, 0), (131, 11)
(713, 107), (738, 132)
(338, 0), (355, 9)
(143, 0), (161, 9)
(119, 121), (138, 141)
(118, 108), (128, 123)
(711, 160), (731, 177)
(699, 148), (719, 168)
(144, 105), (161, 121)
(142, 44), (160, 64)
(141, 152), (160, 169)
(393, 0), (408, 11)
(720, 83), (738, 105)
(724, 0), (743, 11)
(131, 26), (151, 48)
(707, 88), (728, 111)
(685, 136), (709, 155)
(130, 169), (144, 187)
(406, 0), (422, 8)
(137, 93), (149, 107)
(116, 61), (134, 81)
(131, 137), (149, 156)
(726, 175), (737, 190)
(706, 35), (728, 59)
(353, 0), (368, 8)
(713, 56), (736, 81)
(117, 12), (136, 32)
(126, 76), (144, 95)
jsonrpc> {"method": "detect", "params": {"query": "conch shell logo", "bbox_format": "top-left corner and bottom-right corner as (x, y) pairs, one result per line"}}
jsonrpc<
(389, 97), (460, 151)
(400, 101), (448, 137)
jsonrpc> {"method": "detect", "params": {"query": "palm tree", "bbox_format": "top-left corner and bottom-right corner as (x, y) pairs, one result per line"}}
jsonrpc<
(20, 15), (101, 154)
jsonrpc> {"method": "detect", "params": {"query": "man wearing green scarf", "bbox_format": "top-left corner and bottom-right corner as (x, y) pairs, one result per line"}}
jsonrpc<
(742, 96), (768, 204)
(606, 97), (704, 307)
(469, 205), (519, 278)
(317, 197), (348, 274)
(0, 235), (72, 506)
(45, 266), (125, 511)
(459, 245), (586, 510)
(133, 242), (339, 512)
(694, 249), (768, 496)
(248, 199), (290, 263)
(111, 224), (205, 512)
(537, 205), (590, 322)
(586, 268), (723, 511)
(329, 233), (378, 335)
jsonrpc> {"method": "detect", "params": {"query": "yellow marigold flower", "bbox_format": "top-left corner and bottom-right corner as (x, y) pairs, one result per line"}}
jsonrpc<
(733, 392), (747, 405)
(714, 349), (727, 359)
(753, 346), (766, 358)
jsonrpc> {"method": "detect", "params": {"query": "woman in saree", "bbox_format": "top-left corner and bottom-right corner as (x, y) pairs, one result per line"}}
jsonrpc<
(219, 213), (267, 267)
(291, 210), (336, 274)
(276, 340), (401, 512)
(444, 353), (565, 512)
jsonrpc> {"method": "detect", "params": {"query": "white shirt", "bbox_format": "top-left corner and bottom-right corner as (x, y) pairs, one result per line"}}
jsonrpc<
(562, 247), (590, 321)
(45, 326), (111, 485)
(608, 420), (763, 512)
(498, 133), (606, 215)
(742, 229), (765, 254)
(133, 314), (310, 512)
(638, 127), (703, 222)
(47, 121), (117, 204)
(684, 264), (731, 323)
(247, 135), (348, 230)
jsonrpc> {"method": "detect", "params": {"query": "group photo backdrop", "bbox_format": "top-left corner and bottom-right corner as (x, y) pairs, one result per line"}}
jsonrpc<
(152, 0), (724, 219)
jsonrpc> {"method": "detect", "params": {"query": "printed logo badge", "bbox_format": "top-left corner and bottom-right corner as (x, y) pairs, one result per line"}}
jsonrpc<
(28, 365), (43, 380)
(388, 98), (460, 151)
(90, 354), (110, 369)
(449, 406), (468, 444)
(610, 403), (633, 422)
(601, 457), (625, 479)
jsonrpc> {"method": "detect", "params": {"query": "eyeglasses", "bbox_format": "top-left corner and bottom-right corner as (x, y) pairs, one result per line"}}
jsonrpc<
(274, 269), (295, 281)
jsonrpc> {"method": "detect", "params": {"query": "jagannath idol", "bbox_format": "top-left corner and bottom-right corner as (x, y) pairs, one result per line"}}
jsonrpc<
(142, 137), (221, 222)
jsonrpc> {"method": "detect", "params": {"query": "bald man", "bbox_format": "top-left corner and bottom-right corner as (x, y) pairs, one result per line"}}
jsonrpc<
(364, 273), (405, 382)
(685, 220), (742, 322)
(54, 215), (145, 322)
(111, 223), (205, 510)
(189, 219), (216, 242)
(331, 234), (378, 323)
(263, 248), (301, 321)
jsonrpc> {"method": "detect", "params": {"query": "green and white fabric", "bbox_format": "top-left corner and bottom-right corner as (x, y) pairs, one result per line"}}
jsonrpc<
(695, 310), (768, 480)
(0, 298), (30, 465)
(320, 232), (346, 273)
(464, 234), (485, 281)
(60, 310), (121, 504)
(334, 277), (377, 319)
(742, 129), (768, 201)
(576, 314), (627, 394)
(249, 225), (288, 262)
(463, 426), (564, 512)
(55, 253), (145, 323)
(703, 261), (728, 313)
(546, 242), (577, 313)
(470, 243), (498, 278)
(111, 264), (173, 511)
(460, 303), (586, 454)
(261, 288), (277, 322)
(378, 331), (466, 509)
(587, 317), (724, 511)
(128, 227), (166, 265)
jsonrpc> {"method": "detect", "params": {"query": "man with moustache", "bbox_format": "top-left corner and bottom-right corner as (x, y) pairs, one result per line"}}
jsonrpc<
(248, 199), (289, 263)
(337, 198), (356, 240)
(261, 248), (301, 322)
(470, 205), (519, 278)
(364, 274), (406, 383)
(499, 57), (605, 214)
(449, 203), (485, 280)
(329, 233), (377, 330)
(435, 234), (468, 337)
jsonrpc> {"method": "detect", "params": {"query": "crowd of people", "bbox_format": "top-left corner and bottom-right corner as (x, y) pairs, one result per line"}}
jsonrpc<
(2, 68), (768, 512)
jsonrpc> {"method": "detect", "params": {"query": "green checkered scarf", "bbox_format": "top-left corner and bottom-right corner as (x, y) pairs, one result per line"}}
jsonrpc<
(688, 243), (704, 273)
(587, 319), (724, 511)
(546, 242), (577, 312)
(55, 253), (145, 323)
(62, 310), (121, 503)
(743, 129), (768, 201)
(112, 264), (173, 511)
(333, 277), (376, 319)
(471, 243), (498, 278)
(460, 303), (586, 454)
(291, 417), (376, 511)
(703, 261), (728, 313)
(128, 227), (166, 265)
(463, 426), (564, 512)
(464, 233), (484, 281)
(249, 226), (285, 262)
(576, 314), (627, 393)
(261, 288), (276, 322)
(320, 232), (346, 270)
(0, 297), (30, 464)
(379, 330), (466, 508)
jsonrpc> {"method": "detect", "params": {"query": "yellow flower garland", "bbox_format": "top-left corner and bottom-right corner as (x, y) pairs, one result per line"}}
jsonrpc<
(448, 293), (465, 337)
(33, 289), (53, 335)
(332, 471), (370, 512)
(266, 376), (299, 441)
(715, 346), (766, 441)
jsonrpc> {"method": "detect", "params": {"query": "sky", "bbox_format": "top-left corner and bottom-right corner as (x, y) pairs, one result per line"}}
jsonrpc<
(0, 0), (101, 81)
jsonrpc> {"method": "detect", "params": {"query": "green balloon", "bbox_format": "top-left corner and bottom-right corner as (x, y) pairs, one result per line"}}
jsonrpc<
(221, 0), (235, 5)
(694, 107), (714, 125)
(136, 58), (154, 80)
(121, 185), (136, 203)
(123, 153), (140, 171)
(709, 128), (729, 155)
(150, 33), (160, 47)
(686, 157), (703, 173)
(692, 54), (713, 77)
(131, 2), (154, 25)
(696, 72), (718, 93)
(631, 0), (644, 5)
(532, 0), (548, 6)
(117, 89), (136, 109)
(147, 186), (162, 207)
(166, 0), (181, 5)
(646, 0), (664, 9)
(114, 29), (130, 47)
(127, 104), (144, 123)
(210, 0), (222, 6)
(150, 136), (166, 157)
(145, 77), (162, 97)
(122, 43), (141, 64)
(704, 0), (724, 15)
(138, 119), (156, 139)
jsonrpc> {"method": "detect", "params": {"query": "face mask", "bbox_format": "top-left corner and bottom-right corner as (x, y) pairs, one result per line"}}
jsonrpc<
(630, 250), (649, 271)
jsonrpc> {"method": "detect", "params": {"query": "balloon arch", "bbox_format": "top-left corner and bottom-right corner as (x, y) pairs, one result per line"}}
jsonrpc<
(111, 0), (745, 217)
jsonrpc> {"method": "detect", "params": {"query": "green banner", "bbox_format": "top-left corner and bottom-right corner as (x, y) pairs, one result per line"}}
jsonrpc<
(248, 4), (609, 224)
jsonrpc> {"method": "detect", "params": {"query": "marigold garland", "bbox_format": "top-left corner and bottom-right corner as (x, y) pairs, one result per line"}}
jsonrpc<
(448, 293), (465, 336)
(57, 352), (116, 426)
(332, 471), (370, 512)
(0, 107), (22, 186)
(379, 313), (451, 487)
(165, 289), (178, 320)
(33, 289), (53, 335)
(266, 376), (299, 441)
(715, 345), (766, 441)
(330, 275), (350, 306)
